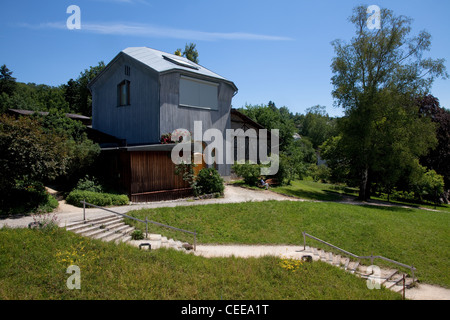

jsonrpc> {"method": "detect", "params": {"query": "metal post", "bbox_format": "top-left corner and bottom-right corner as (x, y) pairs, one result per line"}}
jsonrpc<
(402, 274), (406, 300)
(83, 199), (86, 221)
(303, 232), (306, 251)
(194, 229), (197, 252)
(145, 217), (148, 239)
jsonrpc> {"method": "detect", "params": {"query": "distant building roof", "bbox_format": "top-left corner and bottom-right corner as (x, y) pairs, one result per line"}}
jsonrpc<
(230, 108), (265, 130)
(88, 47), (238, 92)
(7, 109), (91, 125)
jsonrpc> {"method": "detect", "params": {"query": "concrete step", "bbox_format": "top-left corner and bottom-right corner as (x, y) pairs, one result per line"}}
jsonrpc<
(103, 228), (135, 243)
(67, 216), (123, 233)
(63, 214), (193, 251)
(79, 220), (125, 237)
(65, 215), (120, 230)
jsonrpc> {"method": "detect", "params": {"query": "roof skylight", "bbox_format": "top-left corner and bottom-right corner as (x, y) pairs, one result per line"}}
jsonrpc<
(162, 55), (199, 70)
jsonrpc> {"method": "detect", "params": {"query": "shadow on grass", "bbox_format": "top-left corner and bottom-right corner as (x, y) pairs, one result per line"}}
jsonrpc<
(273, 187), (343, 202)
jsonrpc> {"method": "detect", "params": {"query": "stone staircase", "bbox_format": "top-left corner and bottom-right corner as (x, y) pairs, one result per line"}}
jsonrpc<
(303, 246), (415, 293)
(63, 214), (194, 251)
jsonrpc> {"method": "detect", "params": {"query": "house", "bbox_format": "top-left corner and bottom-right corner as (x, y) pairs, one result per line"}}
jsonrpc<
(88, 47), (239, 202)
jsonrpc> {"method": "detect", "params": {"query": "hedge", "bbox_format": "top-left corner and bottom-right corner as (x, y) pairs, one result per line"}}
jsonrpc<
(66, 190), (130, 207)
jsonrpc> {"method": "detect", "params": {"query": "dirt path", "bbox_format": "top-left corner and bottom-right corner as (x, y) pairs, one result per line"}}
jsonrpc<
(0, 185), (298, 229)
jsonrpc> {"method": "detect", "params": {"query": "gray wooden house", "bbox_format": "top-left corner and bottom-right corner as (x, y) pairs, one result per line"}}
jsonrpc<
(88, 47), (238, 201)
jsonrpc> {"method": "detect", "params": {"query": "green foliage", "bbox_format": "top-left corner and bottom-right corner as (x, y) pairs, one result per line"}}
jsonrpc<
(320, 135), (351, 184)
(181, 43), (199, 63)
(411, 166), (445, 203)
(174, 161), (199, 196)
(307, 164), (331, 183)
(1, 82), (69, 114)
(0, 115), (69, 195)
(0, 180), (58, 216)
(131, 229), (144, 240)
(0, 64), (17, 98)
(232, 162), (262, 186)
(238, 102), (296, 153)
(195, 168), (224, 195)
(418, 95), (450, 188)
(66, 190), (129, 207)
(296, 105), (338, 149)
(63, 61), (105, 116)
(330, 5), (448, 200)
(75, 175), (103, 193)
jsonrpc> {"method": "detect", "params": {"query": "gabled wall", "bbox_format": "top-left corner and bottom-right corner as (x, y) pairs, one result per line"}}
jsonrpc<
(159, 72), (235, 176)
(90, 54), (160, 145)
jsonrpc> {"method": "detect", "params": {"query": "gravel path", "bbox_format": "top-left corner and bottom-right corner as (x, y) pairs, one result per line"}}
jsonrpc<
(0, 185), (299, 229)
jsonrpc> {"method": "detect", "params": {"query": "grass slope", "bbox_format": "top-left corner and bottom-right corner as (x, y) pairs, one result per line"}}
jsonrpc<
(128, 201), (450, 287)
(0, 227), (400, 300)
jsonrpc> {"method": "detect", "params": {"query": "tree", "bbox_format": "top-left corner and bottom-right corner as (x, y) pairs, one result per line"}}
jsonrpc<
(330, 6), (448, 200)
(0, 115), (69, 211)
(175, 43), (199, 64)
(418, 94), (450, 189)
(0, 65), (16, 96)
(297, 105), (337, 149)
(239, 102), (296, 152)
(63, 61), (105, 116)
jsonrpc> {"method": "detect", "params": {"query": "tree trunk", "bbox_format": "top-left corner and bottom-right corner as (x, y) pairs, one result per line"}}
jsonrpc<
(358, 166), (370, 201)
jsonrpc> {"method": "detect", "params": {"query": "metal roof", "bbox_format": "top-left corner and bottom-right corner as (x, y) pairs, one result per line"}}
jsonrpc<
(8, 109), (91, 123)
(122, 47), (224, 79)
(88, 47), (237, 92)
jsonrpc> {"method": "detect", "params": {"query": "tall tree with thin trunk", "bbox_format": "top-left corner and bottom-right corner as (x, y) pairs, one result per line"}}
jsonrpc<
(330, 5), (448, 200)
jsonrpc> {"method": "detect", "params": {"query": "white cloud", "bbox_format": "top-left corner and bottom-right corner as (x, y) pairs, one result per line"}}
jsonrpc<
(20, 21), (293, 42)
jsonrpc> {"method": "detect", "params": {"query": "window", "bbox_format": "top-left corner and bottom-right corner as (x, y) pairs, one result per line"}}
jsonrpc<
(125, 65), (130, 76)
(117, 80), (130, 106)
(179, 76), (218, 110)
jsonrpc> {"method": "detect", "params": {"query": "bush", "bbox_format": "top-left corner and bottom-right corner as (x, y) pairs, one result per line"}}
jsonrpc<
(232, 162), (262, 186)
(75, 175), (103, 193)
(131, 229), (144, 240)
(0, 181), (58, 215)
(196, 168), (224, 195)
(66, 190), (129, 207)
(307, 164), (331, 183)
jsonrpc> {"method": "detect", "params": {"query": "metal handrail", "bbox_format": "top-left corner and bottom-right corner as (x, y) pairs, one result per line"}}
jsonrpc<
(302, 232), (415, 283)
(81, 200), (197, 251)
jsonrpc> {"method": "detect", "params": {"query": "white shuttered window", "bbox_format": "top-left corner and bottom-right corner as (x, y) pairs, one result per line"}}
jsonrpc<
(179, 76), (218, 110)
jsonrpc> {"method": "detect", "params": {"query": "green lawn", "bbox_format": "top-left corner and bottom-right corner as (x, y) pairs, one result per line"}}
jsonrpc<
(271, 180), (450, 212)
(0, 227), (400, 300)
(128, 200), (450, 288)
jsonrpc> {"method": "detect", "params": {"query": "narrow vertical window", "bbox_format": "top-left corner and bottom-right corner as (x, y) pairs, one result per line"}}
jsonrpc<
(118, 80), (130, 106)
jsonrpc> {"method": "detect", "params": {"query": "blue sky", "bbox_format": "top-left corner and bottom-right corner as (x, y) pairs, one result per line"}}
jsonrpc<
(1, 0), (449, 117)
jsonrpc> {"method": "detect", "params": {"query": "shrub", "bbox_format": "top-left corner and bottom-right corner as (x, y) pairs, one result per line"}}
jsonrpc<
(75, 175), (103, 193)
(232, 162), (261, 186)
(66, 190), (129, 207)
(131, 229), (144, 240)
(196, 168), (224, 195)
